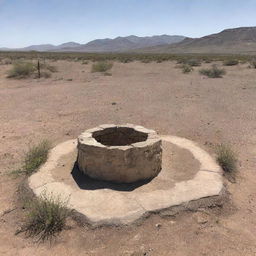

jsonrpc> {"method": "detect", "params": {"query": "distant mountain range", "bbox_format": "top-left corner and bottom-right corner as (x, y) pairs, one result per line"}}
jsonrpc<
(138, 27), (256, 54)
(0, 35), (185, 52)
(1, 27), (256, 54)
(20, 42), (81, 52)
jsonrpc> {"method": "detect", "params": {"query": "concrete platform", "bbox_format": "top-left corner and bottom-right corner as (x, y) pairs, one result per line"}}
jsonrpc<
(28, 135), (224, 226)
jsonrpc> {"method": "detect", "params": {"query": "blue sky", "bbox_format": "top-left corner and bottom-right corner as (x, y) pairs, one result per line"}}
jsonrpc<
(0, 0), (256, 47)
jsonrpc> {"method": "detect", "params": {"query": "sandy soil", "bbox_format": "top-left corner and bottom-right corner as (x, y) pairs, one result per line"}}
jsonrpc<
(0, 60), (256, 255)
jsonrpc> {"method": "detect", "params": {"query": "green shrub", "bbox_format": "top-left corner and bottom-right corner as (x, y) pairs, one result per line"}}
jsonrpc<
(8, 62), (35, 78)
(18, 193), (71, 242)
(186, 59), (201, 67)
(182, 64), (193, 74)
(91, 61), (113, 72)
(216, 144), (237, 175)
(199, 65), (226, 78)
(223, 59), (239, 66)
(23, 140), (50, 175)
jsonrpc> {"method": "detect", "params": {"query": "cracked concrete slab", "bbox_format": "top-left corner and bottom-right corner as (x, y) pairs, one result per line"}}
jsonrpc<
(28, 135), (224, 226)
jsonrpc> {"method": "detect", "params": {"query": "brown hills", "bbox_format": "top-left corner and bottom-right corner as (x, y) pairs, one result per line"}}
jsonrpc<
(138, 27), (256, 54)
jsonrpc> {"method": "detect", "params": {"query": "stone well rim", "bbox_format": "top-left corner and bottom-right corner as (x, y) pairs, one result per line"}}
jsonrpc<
(77, 124), (161, 150)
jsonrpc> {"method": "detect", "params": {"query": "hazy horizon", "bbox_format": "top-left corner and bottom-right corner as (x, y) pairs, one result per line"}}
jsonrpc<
(1, 0), (256, 48)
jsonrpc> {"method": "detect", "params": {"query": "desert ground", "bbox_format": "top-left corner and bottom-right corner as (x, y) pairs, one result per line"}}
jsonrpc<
(0, 59), (256, 255)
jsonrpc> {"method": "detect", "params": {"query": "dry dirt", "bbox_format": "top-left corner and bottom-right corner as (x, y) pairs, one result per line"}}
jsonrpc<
(0, 60), (256, 256)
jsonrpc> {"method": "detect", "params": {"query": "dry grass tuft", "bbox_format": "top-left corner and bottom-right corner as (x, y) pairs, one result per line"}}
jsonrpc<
(216, 144), (238, 181)
(17, 192), (71, 242)
(23, 140), (51, 175)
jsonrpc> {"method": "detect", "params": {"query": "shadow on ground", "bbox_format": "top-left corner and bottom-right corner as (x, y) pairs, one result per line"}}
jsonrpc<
(71, 162), (152, 192)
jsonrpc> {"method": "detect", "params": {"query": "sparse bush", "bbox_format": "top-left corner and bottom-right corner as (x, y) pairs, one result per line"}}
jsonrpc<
(119, 57), (132, 63)
(23, 140), (50, 175)
(216, 144), (237, 176)
(0, 52), (253, 68)
(91, 61), (113, 72)
(104, 72), (112, 76)
(46, 64), (57, 73)
(41, 71), (51, 78)
(223, 59), (239, 66)
(2, 58), (12, 65)
(182, 64), (193, 74)
(141, 58), (151, 63)
(251, 60), (256, 69)
(186, 59), (201, 67)
(7, 61), (56, 79)
(17, 192), (71, 242)
(39, 63), (57, 73)
(176, 58), (185, 64)
(203, 58), (212, 63)
(199, 65), (226, 78)
(8, 62), (35, 78)
(239, 60), (247, 64)
(177, 58), (201, 66)
(82, 60), (88, 65)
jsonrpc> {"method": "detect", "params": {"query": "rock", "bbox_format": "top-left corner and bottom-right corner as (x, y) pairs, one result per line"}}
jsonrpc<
(155, 223), (162, 228)
(65, 131), (71, 136)
(131, 234), (141, 241)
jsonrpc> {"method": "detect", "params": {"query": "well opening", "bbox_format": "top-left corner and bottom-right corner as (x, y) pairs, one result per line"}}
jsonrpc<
(92, 127), (148, 146)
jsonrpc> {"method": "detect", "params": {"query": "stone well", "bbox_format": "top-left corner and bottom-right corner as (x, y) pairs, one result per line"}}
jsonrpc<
(77, 124), (162, 183)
